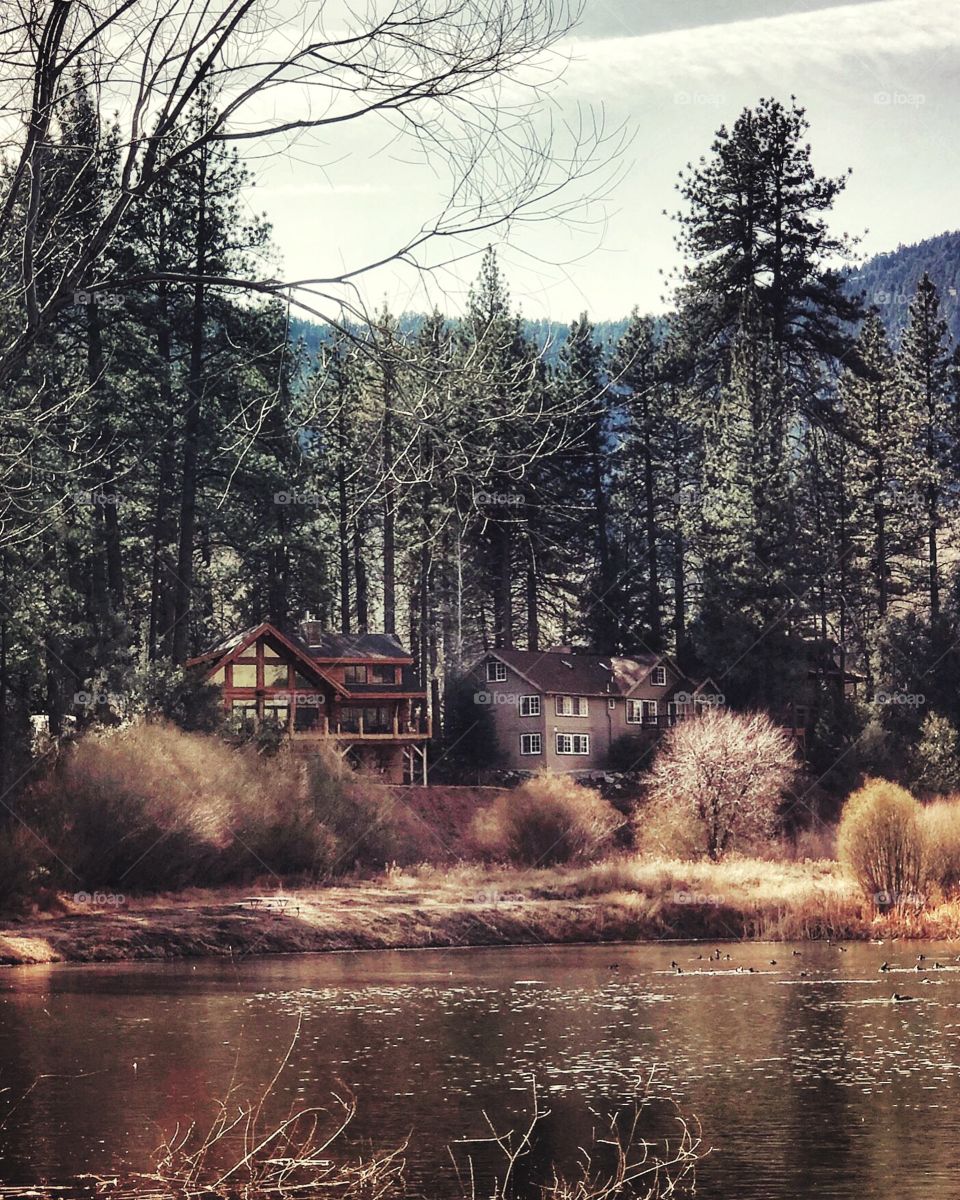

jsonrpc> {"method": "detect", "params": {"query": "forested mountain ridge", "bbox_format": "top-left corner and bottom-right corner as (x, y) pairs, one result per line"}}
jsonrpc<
(290, 232), (960, 354)
(845, 231), (960, 341)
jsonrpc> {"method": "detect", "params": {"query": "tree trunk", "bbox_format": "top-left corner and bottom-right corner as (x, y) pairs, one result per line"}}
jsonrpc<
(171, 141), (208, 664)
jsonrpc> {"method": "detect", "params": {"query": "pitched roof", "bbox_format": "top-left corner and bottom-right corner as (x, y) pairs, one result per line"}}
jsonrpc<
(303, 631), (413, 662)
(488, 649), (614, 695)
(185, 622), (349, 696)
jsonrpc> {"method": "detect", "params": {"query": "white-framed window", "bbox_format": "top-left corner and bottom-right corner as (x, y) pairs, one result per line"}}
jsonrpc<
(520, 732), (542, 755)
(555, 695), (589, 717)
(667, 701), (681, 726)
(486, 660), (507, 682)
(556, 732), (590, 755)
(519, 695), (541, 717)
(607, 697), (616, 709)
(627, 700), (658, 725)
(650, 665), (667, 687)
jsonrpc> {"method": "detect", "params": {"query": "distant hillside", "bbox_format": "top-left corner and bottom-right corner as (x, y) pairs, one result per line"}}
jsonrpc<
(846, 231), (960, 342)
(288, 232), (960, 359)
(288, 313), (637, 366)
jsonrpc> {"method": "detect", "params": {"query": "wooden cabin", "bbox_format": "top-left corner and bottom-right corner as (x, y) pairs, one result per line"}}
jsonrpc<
(186, 621), (430, 783)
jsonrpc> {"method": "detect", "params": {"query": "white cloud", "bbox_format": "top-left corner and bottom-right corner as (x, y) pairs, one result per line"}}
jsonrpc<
(562, 0), (955, 91)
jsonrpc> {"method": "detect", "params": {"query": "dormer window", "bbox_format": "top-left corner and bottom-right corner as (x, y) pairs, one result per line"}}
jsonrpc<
(370, 665), (398, 685)
(487, 660), (507, 682)
(344, 665), (367, 684)
(650, 666), (667, 687)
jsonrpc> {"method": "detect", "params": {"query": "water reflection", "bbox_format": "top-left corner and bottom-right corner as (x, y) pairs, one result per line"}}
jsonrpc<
(1, 941), (960, 1197)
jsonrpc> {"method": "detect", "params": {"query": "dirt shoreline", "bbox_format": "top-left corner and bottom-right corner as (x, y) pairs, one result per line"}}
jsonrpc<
(1, 857), (953, 968)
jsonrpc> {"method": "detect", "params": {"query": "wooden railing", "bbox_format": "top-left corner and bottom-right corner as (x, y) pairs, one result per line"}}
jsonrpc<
(291, 712), (431, 740)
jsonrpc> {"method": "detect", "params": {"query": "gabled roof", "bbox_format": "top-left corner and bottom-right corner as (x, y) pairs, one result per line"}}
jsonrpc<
(481, 647), (684, 697)
(185, 622), (349, 696)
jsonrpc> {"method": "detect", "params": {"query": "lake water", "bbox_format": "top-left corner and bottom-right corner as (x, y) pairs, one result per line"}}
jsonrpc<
(2, 940), (960, 1197)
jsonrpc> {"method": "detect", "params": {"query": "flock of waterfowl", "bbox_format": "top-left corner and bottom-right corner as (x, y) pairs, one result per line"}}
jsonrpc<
(620, 941), (960, 1004)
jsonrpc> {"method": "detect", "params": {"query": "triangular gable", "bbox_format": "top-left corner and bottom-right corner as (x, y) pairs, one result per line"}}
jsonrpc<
(186, 622), (349, 697)
(620, 652), (689, 698)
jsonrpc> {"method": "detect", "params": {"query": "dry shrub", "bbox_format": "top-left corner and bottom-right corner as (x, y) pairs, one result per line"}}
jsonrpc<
(304, 744), (420, 869)
(920, 797), (960, 895)
(643, 709), (797, 861)
(0, 823), (44, 909)
(470, 772), (621, 866)
(29, 720), (381, 892)
(837, 777), (926, 912)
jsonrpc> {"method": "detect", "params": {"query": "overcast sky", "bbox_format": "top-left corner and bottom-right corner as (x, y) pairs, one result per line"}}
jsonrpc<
(254, 0), (960, 322)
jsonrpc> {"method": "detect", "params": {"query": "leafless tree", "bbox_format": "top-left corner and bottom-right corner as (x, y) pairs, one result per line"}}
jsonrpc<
(0, 0), (621, 383)
(645, 709), (797, 861)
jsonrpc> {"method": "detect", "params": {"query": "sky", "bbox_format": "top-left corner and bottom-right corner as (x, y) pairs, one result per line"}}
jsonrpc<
(252, 0), (960, 322)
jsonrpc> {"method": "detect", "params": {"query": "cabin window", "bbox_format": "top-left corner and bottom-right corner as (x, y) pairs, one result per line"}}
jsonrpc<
(363, 705), (392, 733)
(650, 666), (667, 687)
(643, 700), (658, 725)
(344, 665), (367, 684)
(667, 701), (685, 726)
(555, 695), (588, 717)
(519, 695), (541, 717)
(556, 733), (590, 755)
(626, 700), (642, 724)
(294, 705), (322, 733)
(370, 665), (397, 685)
(230, 700), (257, 731)
(232, 663), (257, 687)
(264, 662), (290, 688)
(263, 700), (289, 726)
(520, 733), (542, 755)
(486, 660), (507, 682)
(339, 708), (361, 733)
(607, 697), (616, 709)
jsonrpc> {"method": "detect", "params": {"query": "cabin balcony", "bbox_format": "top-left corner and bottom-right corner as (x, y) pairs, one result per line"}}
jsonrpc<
(290, 712), (432, 741)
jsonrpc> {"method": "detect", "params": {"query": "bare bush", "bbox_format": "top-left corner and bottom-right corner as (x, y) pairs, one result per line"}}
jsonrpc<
(642, 710), (796, 861)
(919, 797), (960, 895)
(32, 723), (342, 889)
(837, 777), (927, 912)
(470, 772), (621, 865)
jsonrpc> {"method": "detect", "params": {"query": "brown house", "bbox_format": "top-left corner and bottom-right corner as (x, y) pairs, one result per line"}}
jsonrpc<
(186, 620), (430, 783)
(466, 646), (711, 774)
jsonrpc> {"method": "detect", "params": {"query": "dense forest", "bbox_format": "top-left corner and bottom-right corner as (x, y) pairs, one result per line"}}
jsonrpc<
(3, 86), (960, 800)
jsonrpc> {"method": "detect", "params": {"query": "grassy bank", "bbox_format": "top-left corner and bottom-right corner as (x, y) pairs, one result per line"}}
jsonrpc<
(3, 855), (957, 967)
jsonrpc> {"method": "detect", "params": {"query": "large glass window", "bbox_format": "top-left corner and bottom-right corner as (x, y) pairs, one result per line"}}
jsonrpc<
(232, 663), (257, 687)
(264, 662), (290, 687)
(344, 665), (367, 684)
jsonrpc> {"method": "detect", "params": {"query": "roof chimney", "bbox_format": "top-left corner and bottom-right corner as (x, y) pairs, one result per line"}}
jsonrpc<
(300, 617), (324, 646)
